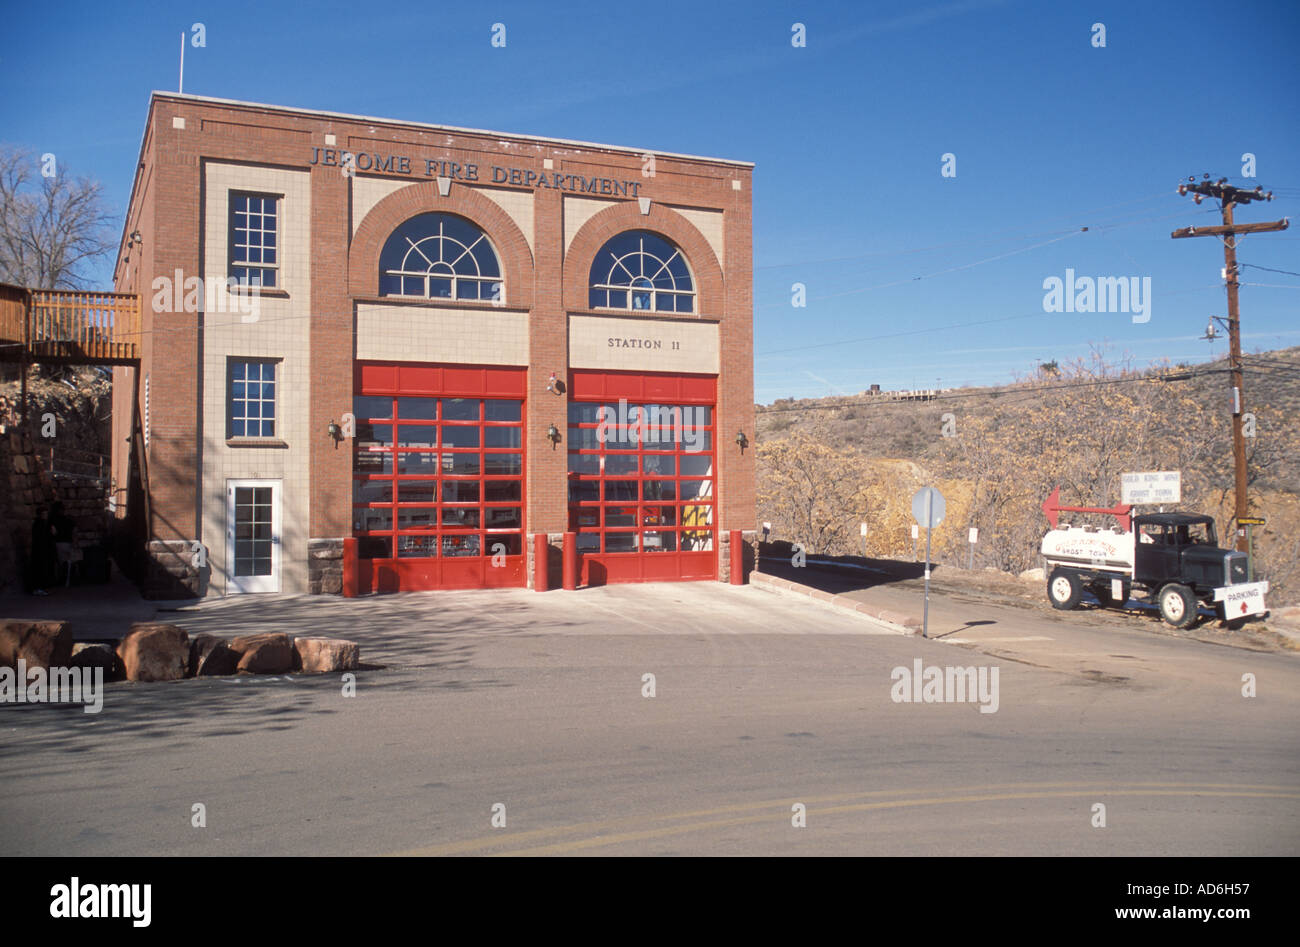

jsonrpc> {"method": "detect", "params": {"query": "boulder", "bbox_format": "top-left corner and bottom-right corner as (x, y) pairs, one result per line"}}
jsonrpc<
(70, 642), (120, 679)
(293, 637), (360, 673)
(188, 633), (240, 677)
(0, 620), (73, 670)
(117, 623), (189, 682)
(1019, 567), (1046, 582)
(231, 632), (294, 674)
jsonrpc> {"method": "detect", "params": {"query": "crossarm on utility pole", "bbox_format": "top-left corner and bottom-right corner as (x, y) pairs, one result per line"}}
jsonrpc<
(1170, 219), (1289, 239)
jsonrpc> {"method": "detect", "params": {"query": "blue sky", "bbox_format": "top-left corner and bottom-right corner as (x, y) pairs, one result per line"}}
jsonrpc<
(3, 0), (1297, 401)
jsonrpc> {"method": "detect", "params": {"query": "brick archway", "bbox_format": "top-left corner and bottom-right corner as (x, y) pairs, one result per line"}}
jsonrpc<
(349, 181), (535, 309)
(563, 203), (724, 317)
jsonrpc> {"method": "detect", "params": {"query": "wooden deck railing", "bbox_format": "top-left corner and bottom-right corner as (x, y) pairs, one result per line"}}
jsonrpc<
(23, 288), (142, 362)
(0, 283), (27, 359)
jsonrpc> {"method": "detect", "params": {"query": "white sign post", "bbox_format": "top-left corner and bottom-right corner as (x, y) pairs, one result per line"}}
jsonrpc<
(860, 521), (868, 561)
(1121, 471), (1181, 505)
(911, 487), (946, 639)
(967, 526), (978, 569)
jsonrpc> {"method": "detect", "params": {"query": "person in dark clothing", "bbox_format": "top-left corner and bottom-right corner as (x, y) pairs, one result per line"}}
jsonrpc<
(50, 501), (76, 586)
(50, 502), (74, 543)
(29, 507), (55, 595)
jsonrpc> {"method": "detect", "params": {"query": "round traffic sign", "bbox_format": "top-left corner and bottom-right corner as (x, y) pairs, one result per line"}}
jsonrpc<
(912, 487), (946, 528)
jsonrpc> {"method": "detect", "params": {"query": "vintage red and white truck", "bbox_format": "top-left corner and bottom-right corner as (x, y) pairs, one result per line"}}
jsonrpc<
(1038, 487), (1268, 629)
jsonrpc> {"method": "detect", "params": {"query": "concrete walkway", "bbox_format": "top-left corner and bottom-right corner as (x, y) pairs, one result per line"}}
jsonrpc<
(164, 582), (900, 669)
(0, 573), (157, 641)
(2, 578), (902, 667)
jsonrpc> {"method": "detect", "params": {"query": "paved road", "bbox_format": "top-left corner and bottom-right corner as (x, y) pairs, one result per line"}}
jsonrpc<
(2, 581), (1296, 856)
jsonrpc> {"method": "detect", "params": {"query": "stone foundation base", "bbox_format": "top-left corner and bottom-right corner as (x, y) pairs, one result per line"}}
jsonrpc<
(308, 538), (345, 594)
(142, 540), (204, 599)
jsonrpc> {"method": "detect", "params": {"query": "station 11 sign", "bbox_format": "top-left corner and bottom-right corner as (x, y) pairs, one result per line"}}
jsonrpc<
(1121, 471), (1181, 505)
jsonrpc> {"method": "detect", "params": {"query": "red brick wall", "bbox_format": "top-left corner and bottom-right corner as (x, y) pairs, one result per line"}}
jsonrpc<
(142, 102), (202, 541)
(116, 93), (755, 576)
(529, 185), (569, 534)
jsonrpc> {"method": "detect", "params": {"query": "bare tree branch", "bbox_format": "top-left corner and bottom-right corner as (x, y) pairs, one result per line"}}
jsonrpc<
(0, 144), (117, 289)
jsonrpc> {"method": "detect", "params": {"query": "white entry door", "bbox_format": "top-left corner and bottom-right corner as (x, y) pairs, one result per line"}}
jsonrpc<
(226, 479), (281, 593)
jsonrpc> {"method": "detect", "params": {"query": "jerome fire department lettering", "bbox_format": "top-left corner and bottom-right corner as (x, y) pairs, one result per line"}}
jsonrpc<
(309, 148), (642, 196)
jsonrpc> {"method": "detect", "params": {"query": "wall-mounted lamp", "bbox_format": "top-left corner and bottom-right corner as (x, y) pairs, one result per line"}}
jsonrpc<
(327, 420), (342, 447)
(735, 430), (749, 451)
(129, 230), (142, 246)
(545, 371), (566, 395)
(546, 423), (562, 449)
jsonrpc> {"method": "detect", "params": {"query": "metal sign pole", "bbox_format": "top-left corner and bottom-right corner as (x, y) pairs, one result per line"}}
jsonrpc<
(910, 486), (946, 641)
(923, 492), (932, 639)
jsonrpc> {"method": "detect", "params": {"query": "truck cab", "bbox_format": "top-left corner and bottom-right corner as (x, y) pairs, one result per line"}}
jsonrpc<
(1133, 513), (1242, 592)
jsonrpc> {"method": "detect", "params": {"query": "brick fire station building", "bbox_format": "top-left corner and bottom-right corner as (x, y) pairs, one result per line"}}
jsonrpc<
(110, 93), (755, 596)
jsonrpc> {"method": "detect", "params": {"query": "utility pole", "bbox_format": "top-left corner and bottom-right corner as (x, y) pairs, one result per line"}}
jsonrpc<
(1172, 176), (1288, 552)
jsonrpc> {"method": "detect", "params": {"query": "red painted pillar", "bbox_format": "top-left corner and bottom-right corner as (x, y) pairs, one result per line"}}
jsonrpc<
(342, 537), (358, 598)
(562, 531), (577, 590)
(729, 529), (744, 585)
(533, 533), (549, 592)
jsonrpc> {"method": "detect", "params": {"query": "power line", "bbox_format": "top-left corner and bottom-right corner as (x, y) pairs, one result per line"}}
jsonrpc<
(759, 311), (1041, 356)
(755, 228), (1080, 270)
(756, 230), (1086, 309)
(1240, 262), (1300, 278)
(755, 191), (1179, 270)
(757, 366), (1231, 415)
(1241, 353), (1300, 364)
(757, 281), (1228, 357)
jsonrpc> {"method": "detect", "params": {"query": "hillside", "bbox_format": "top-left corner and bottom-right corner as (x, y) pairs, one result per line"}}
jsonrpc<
(755, 347), (1300, 606)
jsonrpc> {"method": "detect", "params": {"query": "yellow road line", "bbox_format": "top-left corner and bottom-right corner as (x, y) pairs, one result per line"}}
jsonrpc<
(386, 781), (1299, 857)
(491, 789), (1300, 857)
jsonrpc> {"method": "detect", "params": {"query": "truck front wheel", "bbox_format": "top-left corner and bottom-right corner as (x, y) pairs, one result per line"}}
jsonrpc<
(1048, 569), (1083, 610)
(1158, 583), (1199, 629)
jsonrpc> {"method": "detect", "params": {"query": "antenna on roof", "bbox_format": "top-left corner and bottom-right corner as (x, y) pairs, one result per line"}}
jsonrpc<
(179, 32), (185, 94)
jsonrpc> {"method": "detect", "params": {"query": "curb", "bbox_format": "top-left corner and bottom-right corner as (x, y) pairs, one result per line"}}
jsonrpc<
(750, 572), (922, 635)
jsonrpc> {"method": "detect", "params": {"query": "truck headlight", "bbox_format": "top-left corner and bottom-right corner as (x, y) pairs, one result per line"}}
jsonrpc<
(1225, 552), (1248, 585)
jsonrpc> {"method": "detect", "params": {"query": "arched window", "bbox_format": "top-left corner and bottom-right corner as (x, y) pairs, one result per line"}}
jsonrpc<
(589, 230), (694, 314)
(379, 213), (502, 302)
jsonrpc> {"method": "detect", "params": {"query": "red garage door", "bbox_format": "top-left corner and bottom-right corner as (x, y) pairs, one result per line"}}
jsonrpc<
(352, 362), (526, 591)
(568, 370), (717, 585)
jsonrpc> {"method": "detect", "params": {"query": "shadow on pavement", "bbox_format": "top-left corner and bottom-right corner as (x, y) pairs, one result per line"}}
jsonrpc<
(759, 545), (929, 596)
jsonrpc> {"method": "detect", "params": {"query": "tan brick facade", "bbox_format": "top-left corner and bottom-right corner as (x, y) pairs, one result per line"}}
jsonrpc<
(112, 92), (755, 596)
